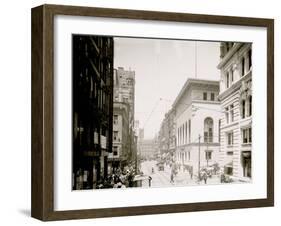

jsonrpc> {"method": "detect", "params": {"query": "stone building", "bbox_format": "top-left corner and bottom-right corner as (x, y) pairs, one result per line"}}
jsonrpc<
(173, 78), (222, 175)
(108, 102), (130, 172)
(217, 42), (252, 182)
(113, 67), (135, 127)
(158, 108), (176, 161)
(112, 67), (137, 170)
(72, 35), (114, 190)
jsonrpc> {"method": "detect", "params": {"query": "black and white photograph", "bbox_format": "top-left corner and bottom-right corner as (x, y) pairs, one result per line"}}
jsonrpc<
(72, 35), (252, 190)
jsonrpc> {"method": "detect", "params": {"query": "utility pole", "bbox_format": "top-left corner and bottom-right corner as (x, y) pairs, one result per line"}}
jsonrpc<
(198, 134), (201, 183)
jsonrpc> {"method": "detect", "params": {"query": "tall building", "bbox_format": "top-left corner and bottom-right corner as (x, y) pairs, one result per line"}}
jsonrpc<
(217, 42), (252, 182)
(114, 67), (135, 127)
(72, 35), (114, 190)
(112, 67), (137, 169)
(173, 78), (222, 175)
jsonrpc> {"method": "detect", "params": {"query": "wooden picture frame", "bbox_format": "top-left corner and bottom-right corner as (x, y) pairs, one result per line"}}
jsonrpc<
(31, 4), (274, 221)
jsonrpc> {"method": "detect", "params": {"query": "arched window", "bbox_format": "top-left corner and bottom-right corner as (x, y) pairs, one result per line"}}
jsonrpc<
(204, 117), (213, 143)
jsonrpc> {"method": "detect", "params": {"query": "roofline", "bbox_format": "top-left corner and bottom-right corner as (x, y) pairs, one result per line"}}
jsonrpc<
(172, 78), (220, 108)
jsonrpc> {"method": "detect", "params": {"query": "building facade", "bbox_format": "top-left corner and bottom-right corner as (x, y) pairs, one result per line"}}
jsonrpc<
(72, 35), (114, 190)
(158, 108), (176, 161)
(173, 79), (222, 175)
(139, 139), (158, 159)
(112, 67), (137, 170)
(114, 67), (135, 127)
(217, 42), (252, 182)
(158, 116), (169, 155)
(108, 102), (130, 172)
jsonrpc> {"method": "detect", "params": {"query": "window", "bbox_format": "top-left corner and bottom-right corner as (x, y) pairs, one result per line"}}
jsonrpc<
(113, 146), (118, 156)
(242, 152), (251, 178)
(227, 132), (233, 146)
(178, 127), (181, 145)
(248, 95), (252, 117)
(203, 92), (207, 100)
(230, 68), (234, 83)
(177, 128), (180, 146)
(248, 49), (252, 70)
(188, 119), (191, 143)
(113, 131), (118, 141)
(113, 115), (118, 124)
(205, 151), (212, 160)
(182, 125), (184, 144)
(241, 100), (246, 119)
(226, 72), (230, 88)
(179, 127), (182, 145)
(204, 117), (213, 143)
(185, 121), (188, 144)
(180, 126), (182, 145)
(179, 126), (181, 145)
(242, 128), (252, 144)
(230, 104), (234, 122)
(211, 93), (215, 101)
(188, 151), (191, 161)
(183, 124), (185, 144)
(241, 57), (245, 76)
(225, 107), (229, 124)
(218, 119), (221, 143)
(226, 69), (234, 89)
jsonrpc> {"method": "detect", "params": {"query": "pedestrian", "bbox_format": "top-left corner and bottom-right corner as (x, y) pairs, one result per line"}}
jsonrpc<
(190, 167), (193, 180)
(170, 172), (174, 183)
(127, 172), (134, 187)
(220, 172), (226, 183)
(148, 176), (152, 187)
(203, 171), (208, 184)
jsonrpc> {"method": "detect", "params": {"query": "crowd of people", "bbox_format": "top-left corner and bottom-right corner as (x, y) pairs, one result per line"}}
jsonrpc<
(95, 165), (137, 189)
(94, 159), (231, 188)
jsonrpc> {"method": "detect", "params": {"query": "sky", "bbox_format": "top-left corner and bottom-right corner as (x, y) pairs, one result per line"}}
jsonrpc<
(114, 37), (220, 139)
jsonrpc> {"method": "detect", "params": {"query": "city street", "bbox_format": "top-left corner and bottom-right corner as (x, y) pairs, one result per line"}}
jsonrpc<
(140, 160), (221, 188)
